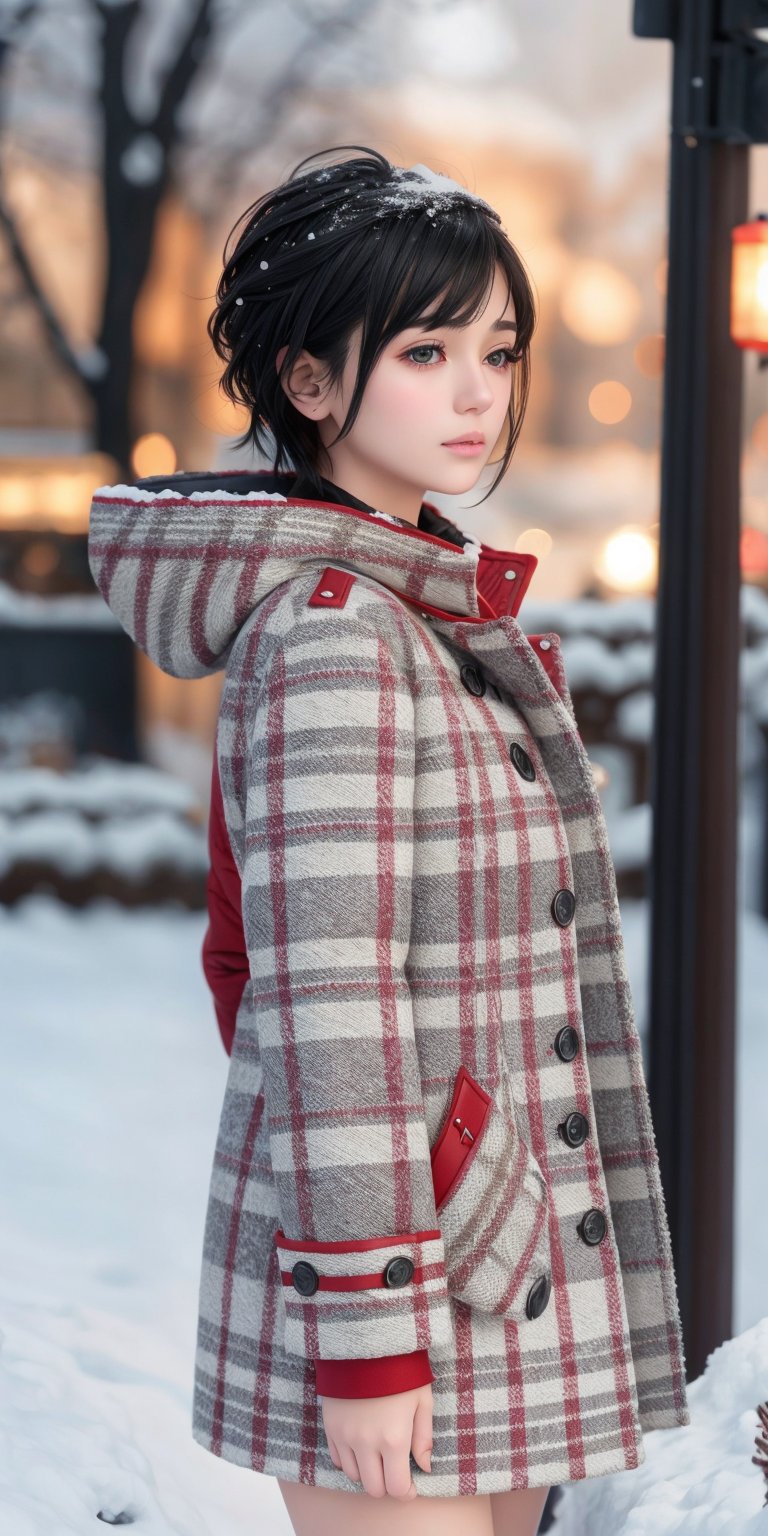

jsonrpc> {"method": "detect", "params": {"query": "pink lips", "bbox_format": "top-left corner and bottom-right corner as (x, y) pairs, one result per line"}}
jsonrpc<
(442, 439), (486, 456)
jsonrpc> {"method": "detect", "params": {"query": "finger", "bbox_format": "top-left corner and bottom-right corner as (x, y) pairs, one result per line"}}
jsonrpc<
(410, 1395), (434, 1473)
(325, 1432), (341, 1470)
(381, 1440), (418, 1500)
(354, 1447), (386, 1499)
(339, 1447), (361, 1486)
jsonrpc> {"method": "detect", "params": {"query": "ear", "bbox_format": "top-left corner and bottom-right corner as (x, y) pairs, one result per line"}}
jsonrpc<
(275, 344), (333, 422)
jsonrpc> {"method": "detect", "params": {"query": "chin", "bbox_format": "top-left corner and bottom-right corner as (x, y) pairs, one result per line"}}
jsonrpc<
(432, 465), (487, 491)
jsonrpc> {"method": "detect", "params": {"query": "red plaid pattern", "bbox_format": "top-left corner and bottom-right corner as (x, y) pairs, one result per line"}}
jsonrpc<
(88, 471), (690, 1499)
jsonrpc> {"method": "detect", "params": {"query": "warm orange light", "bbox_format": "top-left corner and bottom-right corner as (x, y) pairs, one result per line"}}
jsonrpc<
(633, 334), (665, 378)
(741, 524), (768, 577)
(0, 455), (117, 532)
(515, 528), (553, 559)
(731, 217), (768, 351)
(131, 432), (177, 478)
(589, 381), (632, 425)
(21, 540), (60, 578)
(752, 412), (768, 456)
(596, 526), (658, 593)
(560, 261), (642, 346)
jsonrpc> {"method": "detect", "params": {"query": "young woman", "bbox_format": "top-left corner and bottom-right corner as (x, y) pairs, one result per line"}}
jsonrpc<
(88, 145), (690, 1536)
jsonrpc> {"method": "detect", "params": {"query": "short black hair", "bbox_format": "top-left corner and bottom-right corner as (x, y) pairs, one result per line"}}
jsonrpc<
(207, 144), (538, 504)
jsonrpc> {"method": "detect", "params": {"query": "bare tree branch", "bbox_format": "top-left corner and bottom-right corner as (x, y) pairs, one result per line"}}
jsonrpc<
(152, 0), (213, 142)
(0, 1), (42, 51)
(0, 191), (91, 382)
(0, 0), (92, 387)
(196, 0), (382, 206)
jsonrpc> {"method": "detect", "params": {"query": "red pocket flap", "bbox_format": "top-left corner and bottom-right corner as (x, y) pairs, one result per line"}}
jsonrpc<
(430, 1064), (493, 1212)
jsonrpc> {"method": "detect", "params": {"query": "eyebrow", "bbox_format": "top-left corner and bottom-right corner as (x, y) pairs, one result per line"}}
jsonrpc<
(412, 317), (518, 334)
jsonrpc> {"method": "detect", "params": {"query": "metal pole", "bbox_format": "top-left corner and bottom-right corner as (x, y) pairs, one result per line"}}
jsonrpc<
(639, 0), (746, 1379)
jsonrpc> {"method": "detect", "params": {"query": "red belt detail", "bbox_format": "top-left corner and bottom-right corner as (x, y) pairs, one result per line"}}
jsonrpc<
(280, 1263), (430, 1291)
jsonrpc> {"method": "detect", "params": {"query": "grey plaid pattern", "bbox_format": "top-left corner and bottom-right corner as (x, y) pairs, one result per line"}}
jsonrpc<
(88, 475), (690, 1499)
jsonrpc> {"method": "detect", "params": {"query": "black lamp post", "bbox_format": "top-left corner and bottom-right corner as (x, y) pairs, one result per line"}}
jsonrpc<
(633, 1), (768, 1381)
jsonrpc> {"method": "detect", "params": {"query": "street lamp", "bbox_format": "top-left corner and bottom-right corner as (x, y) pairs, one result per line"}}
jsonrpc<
(632, 0), (768, 1382)
(731, 213), (768, 363)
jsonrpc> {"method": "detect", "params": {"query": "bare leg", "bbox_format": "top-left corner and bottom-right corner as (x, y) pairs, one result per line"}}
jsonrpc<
(490, 1485), (552, 1536)
(277, 1477), (496, 1535)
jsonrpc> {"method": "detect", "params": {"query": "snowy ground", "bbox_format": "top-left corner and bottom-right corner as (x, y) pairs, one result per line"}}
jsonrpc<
(1, 886), (766, 1534)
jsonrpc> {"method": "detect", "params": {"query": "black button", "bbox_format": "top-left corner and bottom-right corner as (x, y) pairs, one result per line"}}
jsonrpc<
(510, 742), (536, 781)
(383, 1255), (414, 1288)
(525, 1272), (552, 1320)
(578, 1208), (607, 1246)
(551, 889), (576, 926)
(558, 1111), (589, 1147)
(459, 663), (486, 698)
(554, 1026), (579, 1062)
(291, 1261), (319, 1296)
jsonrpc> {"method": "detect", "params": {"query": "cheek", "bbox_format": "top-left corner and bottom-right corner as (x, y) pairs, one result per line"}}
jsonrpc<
(363, 368), (440, 429)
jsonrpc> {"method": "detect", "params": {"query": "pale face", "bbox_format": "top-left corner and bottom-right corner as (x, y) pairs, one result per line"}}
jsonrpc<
(276, 263), (518, 526)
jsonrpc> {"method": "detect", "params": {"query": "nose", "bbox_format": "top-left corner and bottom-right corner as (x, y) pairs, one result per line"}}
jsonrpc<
(454, 365), (495, 413)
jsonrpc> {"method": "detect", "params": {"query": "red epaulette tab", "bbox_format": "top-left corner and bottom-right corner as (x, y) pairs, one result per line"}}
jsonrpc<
(307, 566), (356, 608)
(526, 634), (558, 677)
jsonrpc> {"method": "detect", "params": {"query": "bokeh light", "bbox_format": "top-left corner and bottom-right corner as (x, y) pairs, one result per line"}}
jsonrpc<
(131, 433), (177, 478)
(633, 334), (665, 378)
(751, 412), (768, 456)
(596, 525), (657, 592)
(589, 381), (632, 424)
(560, 260), (642, 345)
(515, 527), (553, 559)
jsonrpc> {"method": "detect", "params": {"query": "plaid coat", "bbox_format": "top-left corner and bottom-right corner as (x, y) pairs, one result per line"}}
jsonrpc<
(88, 470), (690, 1499)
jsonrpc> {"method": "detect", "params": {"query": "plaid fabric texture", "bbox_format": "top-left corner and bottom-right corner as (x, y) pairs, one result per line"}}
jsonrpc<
(88, 473), (690, 1499)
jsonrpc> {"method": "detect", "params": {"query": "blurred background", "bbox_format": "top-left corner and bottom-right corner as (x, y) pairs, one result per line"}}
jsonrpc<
(1, 3), (767, 1533)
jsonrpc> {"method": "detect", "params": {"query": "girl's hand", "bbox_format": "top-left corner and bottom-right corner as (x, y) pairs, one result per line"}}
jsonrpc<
(321, 1382), (433, 1499)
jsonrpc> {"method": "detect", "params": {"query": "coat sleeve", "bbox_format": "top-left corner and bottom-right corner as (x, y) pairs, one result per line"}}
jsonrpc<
(241, 601), (454, 1378)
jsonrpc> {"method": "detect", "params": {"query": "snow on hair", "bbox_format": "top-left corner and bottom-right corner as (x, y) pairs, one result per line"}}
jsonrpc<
(207, 144), (537, 503)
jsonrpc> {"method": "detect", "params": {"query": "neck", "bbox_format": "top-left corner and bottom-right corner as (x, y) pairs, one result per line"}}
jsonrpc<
(317, 455), (425, 527)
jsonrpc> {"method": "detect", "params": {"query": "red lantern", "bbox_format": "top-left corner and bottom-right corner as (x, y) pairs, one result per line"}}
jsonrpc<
(731, 214), (768, 352)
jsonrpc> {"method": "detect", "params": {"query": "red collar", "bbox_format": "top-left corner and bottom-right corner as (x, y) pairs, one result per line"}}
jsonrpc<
(276, 488), (539, 623)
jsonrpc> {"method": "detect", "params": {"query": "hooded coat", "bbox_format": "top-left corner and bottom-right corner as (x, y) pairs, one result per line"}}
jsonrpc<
(87, 469), (690, 1500)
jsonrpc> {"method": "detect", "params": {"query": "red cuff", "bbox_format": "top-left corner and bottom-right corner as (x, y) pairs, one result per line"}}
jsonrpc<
(313, 1349), (434, 1399)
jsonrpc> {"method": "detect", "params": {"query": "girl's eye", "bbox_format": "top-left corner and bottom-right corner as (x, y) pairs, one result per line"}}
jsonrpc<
(403, 343), (518, 370)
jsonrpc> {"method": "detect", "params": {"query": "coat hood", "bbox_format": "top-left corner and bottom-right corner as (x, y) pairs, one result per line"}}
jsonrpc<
(87, 469), (539, 680)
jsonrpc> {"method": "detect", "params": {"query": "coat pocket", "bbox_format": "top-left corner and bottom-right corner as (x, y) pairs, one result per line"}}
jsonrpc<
(430, 1063), (551, 1320)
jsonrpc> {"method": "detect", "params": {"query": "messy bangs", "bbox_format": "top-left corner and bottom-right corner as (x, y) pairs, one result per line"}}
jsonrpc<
(207, 145), (537, 503)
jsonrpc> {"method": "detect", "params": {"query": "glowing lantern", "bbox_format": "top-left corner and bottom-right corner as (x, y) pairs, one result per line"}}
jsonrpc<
(731, 215), (768, 353)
